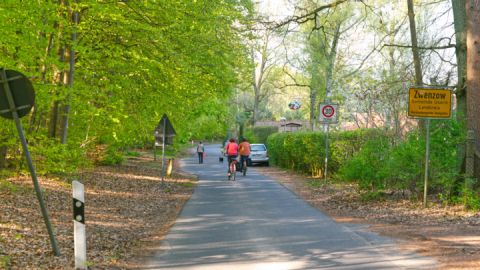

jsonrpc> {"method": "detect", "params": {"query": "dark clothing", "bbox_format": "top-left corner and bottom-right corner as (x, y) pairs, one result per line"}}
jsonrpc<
(239, 155), (249, 170)
(197, 143), (204, 163)
(227, 155), (238, 173)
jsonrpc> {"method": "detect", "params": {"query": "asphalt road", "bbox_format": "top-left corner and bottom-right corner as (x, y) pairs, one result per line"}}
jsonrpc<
(143, 144), (436, 270)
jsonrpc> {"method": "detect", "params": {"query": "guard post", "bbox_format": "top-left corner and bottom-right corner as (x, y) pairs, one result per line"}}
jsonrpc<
(72, 180), (87, 269)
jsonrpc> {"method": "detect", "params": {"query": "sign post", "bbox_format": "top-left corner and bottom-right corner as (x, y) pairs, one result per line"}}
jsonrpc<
(407, 87), (453, 207)
(0, 68), (60, 256)
(154, 114), (176, 184)
(73, 180), (87, 270)
(318, 101), (339, 181)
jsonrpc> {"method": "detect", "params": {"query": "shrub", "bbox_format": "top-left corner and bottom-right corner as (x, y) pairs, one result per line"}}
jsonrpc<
(267, 128), (389, 178)
(248, 126), (278, 144)
(99, 146), (124, 165)
(339, 137), (390, 191)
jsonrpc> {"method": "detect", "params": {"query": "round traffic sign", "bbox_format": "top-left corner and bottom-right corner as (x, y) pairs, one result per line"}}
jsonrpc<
(288, 100), (301, 110)
(0, 70), (35, 119)
(322, 105), (335, 118)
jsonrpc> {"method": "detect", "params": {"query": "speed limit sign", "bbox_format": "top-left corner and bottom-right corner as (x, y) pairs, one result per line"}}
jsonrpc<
(318, 103), (339, 123)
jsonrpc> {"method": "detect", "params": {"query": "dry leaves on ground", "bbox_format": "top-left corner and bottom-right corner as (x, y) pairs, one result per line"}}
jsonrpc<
(0, 151), (196, 269)
(257, 166), (480, 270)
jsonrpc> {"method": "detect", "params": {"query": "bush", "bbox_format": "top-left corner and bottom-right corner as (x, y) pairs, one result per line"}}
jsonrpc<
(267, 128), (389, 178)
(339, 137), (390, 191)
(383, 132), (424, 194)
(29, 135), (91, 175)
(247, 126), (278, 144)
(267, 122), (466, 205)
(99, 146), (124, 165)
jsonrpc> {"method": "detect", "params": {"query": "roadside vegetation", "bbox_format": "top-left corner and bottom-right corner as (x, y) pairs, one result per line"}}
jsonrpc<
(267, 119), (476, 209)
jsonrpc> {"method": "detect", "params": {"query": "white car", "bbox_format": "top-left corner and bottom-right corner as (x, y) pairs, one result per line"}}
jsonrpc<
(249, 143), (269, 166)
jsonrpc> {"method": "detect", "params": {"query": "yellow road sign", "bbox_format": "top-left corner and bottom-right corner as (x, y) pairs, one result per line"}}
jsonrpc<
(408, 88), (452, 118)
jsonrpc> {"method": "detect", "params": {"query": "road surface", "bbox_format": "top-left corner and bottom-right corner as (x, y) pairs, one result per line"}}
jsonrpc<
(143, 144), (436, 269)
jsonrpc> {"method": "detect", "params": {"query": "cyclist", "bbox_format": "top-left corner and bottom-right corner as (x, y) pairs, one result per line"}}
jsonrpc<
(225, 138), (239, 176)
(238, 138), (251, 172)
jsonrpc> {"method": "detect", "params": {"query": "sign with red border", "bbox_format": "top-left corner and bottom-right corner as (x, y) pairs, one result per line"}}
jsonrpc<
(318, 103), (339, 124)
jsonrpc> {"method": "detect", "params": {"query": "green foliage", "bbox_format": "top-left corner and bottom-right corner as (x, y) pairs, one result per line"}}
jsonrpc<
(0, 0), (254, 176)
(28, 136), (91, 175)
(339, 138), (390, 191)
(460, 178), (480, 210)
(360, 191), (387, 202)
(0, 179), (17, 194)
(0, 255), (11, 269)
(267, 128), (388, 177)
(247, 126), (279, 143)
(99, 146), (124, 166)
(268, 123), (466, 205)
(383, 132), (424, 192)
(125, 151), (141, 157)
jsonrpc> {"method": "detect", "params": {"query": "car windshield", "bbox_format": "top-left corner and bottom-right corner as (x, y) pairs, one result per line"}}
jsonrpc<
(251, 144), (266, 151)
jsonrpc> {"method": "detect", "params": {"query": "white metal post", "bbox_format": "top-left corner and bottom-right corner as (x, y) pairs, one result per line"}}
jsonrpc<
(73, 180), (87, 269)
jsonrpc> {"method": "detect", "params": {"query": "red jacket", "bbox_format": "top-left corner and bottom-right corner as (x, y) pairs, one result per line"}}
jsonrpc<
(226, 142), (239, 155)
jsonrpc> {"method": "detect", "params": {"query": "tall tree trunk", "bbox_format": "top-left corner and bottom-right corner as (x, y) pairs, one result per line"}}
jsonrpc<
(325, 23), (341, 98)
(0, 145), (7, 169)
(49, 43), (66, 139)
(61, 1), (78, 144)
(452, 0), (467, 173)
(407, 0), (425, 131)
(466, 0), (480, 157)
(309, 89), (317, 130)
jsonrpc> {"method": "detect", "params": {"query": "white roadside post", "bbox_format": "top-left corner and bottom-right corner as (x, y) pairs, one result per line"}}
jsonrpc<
(72, 180), (87, 269)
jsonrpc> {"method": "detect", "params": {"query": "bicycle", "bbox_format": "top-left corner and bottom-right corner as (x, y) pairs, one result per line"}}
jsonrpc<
(228, 158), (237, 181)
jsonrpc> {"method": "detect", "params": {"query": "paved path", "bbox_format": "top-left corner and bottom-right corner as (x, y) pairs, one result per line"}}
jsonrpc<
(143, 144), (436, 269)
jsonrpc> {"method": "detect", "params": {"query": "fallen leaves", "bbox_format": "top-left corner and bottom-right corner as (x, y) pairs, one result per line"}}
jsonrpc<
(0, 150), (196, 269)
(257, 166), (480, 270)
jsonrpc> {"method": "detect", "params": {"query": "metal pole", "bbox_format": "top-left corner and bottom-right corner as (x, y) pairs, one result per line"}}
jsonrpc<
(324, 124), (329, 181)
(423, 119), (431, 208)
(0, 69), (60, 255)
(161, 119), (166, 184)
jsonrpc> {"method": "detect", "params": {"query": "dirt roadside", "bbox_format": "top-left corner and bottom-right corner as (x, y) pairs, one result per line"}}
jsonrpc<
(0, 151), (196, 269)
(2, 150), (480, 269)
(256, 166), (480, 270)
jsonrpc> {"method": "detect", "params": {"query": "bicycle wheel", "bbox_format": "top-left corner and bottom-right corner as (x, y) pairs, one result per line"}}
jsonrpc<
(231, 162), (236, 181)
(242, 161), (247, 176)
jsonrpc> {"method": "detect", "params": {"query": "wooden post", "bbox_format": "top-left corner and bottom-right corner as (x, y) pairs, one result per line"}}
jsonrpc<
(166, 159), (174, 177)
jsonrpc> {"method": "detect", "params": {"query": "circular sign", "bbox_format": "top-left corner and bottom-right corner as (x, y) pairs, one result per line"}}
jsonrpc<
(288, 100), (301, 110)
(322, 105), (335, 118)
(0, 70), (35, 119)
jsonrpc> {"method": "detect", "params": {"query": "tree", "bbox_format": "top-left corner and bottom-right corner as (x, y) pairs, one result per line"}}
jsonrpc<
(0, 0), (254, 173)
(466, 0), (480, 163)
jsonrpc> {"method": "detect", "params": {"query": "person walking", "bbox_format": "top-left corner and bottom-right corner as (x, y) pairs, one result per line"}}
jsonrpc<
(196, 141), (205, 164)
